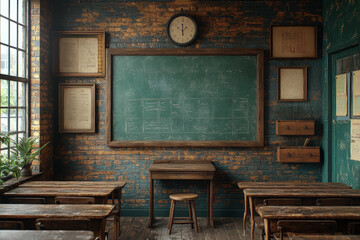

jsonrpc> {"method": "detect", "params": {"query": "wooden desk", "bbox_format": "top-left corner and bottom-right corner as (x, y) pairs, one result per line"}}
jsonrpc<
(4, 187), (114, 203)
(244, 188), (360, 240)
(0, 230), (94, 240)
(0, 204), (114, 240)
(238, 182), (351, 237)
(258, 206), (360, 240)
(290, 235), (360, 240)
(148, 160), (216, 227)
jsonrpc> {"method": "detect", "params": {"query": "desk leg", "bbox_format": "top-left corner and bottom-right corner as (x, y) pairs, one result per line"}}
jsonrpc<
(242, 193), (248, 236)
(148, 174), (154, 228)
(209, 179), (214, 227)
(99, 218), (107, 240)
(264, 218), (270, 240)
(249, 196), (255, 240)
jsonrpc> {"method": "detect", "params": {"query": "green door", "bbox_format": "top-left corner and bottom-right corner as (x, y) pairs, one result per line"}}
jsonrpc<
(331, 47), (360, 189)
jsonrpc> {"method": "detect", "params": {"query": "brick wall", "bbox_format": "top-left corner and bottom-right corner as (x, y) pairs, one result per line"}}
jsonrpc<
(51, 0), (323, 216)
(30, 0), (54, 178)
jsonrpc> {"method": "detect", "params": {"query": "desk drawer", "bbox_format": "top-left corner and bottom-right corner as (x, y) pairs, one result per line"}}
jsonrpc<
(276, 120), (315, 135)
(277, 146), (320, 163)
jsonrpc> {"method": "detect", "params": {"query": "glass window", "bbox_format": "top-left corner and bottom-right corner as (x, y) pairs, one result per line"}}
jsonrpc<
(0, 0), (28, 158)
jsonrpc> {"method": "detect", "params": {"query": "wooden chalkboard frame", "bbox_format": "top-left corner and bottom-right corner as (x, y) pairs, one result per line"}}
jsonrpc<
(106, 48), (264, 147)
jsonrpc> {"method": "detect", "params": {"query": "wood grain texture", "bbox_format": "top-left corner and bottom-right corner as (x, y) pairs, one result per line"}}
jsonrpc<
(0, 230), (94, 240)
(0, 204), (114, 219)
(237, 182), (351, 189)
(276, 120), (315, 135)
(277, 146), (320, 163)
(20, 181), (126, 189)
(244, 188), (360, 198)
(4, 187), (114, 197)
(257, 206), (360, 219)
(291, 235), (360, 240)
(149, 160), (216, 172)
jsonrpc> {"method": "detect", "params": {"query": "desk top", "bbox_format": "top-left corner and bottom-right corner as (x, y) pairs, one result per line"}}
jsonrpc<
(237, 182), (351, 189)
(0, 204), (114, 219)
(4, 186), (114, 197)
(257, 206), (360, 220)
(291, 235), (360, 240)
(20, 181), (126, 189)
(149, 160), (215, 172)
(0, 230), (94, 240)
(244, 188), (360, 197)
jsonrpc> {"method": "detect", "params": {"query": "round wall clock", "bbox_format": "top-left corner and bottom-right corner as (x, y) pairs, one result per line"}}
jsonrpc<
(166, 13), (198, 46)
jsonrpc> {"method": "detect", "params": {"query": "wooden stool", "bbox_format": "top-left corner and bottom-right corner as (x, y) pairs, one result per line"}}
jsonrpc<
(168, 193), (199, 234)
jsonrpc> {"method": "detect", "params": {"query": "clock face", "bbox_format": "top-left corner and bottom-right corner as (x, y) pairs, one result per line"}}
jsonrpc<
(167, 14), (197, 46)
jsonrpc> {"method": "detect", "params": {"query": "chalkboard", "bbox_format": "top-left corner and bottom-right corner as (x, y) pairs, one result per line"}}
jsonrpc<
(106, 49), (264, 147)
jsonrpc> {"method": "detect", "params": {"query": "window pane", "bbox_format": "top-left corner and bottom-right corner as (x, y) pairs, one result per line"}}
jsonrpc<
(18, 81), (25, 107)
(9, 0), (17, 21)
(0, 0), (9, 17)
(18, 50), (24, 77)
(18, 108), (24, 131)
(9, 108), (16, 132)
(18, 25), (25, 49)
(9, 47), (16, 76)
(1, 79), (9, 107)
(0, 17), (9, 44)
(18, 0), (25, 24)
(9, 21), (17, 47)
(1, 149), (9, 157)
(9, 80), (16, 106)
(9, 132), (16, 147)
(0, 44), (9, 75)
(1, 108), (9, 132)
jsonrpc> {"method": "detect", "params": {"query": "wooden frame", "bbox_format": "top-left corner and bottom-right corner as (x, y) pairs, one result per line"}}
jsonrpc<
(53, 31), (105, 77)
(59, 83), (95, 133)
(271, 26), (317, 59)
(278, 66), (308, 102)
(106, 48), (264, 147)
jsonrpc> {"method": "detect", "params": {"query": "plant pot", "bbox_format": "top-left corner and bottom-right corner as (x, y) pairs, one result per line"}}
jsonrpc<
(20, 165), (32, 177)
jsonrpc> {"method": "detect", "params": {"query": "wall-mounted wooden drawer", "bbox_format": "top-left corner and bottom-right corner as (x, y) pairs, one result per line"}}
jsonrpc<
(277, 146), (320, 163)
(276, 120), (315, 135)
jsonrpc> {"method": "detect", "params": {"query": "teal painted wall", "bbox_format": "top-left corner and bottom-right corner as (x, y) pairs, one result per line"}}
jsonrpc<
(323, 0), (360, 188)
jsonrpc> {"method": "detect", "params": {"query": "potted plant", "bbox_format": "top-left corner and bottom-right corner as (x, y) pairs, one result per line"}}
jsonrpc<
(11, 136), (49, 177)
(0, 133), (21, 184)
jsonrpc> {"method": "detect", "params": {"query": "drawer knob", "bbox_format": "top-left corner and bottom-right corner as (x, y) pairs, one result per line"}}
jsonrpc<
(287, 153), (291, 157)
(304, 126), (308, 130)
(285, 126), (290, 130)
(308, 153), (313, 157)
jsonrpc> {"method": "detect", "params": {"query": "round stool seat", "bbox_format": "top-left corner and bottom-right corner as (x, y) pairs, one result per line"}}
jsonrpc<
(169, 193), (198, 201)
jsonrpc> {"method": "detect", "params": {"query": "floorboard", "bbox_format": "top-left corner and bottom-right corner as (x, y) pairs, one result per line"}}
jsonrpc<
(106, 217), (260, 240)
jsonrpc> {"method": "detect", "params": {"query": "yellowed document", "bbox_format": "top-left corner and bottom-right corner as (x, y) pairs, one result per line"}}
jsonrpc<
(63, 87), (92, 130)
(353, 70), (360, 116)
(280, 68), (304, 100)
(336, 74), (347, 116)
(59, 38), (79, 73)
(59, 37), (98, 73)
(351, 119), (360, 161)
(79, 38), (98, 73)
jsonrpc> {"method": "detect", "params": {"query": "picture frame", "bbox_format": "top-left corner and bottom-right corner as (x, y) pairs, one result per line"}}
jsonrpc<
(271, 26), (317, 59)
(278, 66), (308, 102)
(59, 83), (96, 133)
(53, 31), (105, 77)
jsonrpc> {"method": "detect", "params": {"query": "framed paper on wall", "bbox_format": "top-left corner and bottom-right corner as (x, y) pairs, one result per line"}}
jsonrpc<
(271, 26), (317, 59)
(53, 31), (105, 77)
(59, 83), (96, 133)
(278, 66), (308, 102)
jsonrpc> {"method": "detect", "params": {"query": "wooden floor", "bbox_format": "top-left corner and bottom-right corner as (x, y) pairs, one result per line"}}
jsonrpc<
(106, 217), (259, 240)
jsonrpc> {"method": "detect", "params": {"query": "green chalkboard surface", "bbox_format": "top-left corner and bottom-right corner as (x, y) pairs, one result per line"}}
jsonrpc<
(106, 49), (264, 147)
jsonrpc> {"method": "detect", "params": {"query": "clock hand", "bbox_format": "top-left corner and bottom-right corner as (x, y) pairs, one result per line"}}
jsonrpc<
(182, 24), (184, 35)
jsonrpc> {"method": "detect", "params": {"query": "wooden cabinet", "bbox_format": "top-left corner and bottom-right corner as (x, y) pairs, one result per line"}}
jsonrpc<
(276, 120), (315, 136)
(277, 146), (320, 163)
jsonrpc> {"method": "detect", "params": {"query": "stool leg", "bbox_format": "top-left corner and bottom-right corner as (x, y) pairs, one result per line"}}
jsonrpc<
(187, 200), (194, 228)
(191, 200), (199, 233)
(168, 199), (174, 230)
(169, 200), (176, 234)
